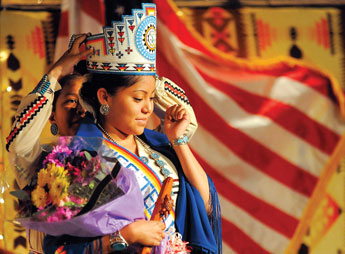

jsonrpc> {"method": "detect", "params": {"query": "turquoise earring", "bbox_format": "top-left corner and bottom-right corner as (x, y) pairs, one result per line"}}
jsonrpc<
(50, 123), (58, 136)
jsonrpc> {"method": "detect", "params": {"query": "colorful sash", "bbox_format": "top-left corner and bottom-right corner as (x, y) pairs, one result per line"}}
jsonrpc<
(103, 139), (175, 227)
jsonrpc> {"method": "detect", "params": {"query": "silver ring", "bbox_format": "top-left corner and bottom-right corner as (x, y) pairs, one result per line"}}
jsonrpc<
(68, 34), (76, 50)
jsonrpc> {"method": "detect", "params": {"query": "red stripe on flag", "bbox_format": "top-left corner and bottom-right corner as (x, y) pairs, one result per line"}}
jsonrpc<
(247, 64), (335, 99)
(157, 1), (337, 101)
(222, 218), (271, 254)
(196, 66), (340, 155)
(158, 51), (318, 197)
(156, 0), (213, 58)
(79, 0), (105, 25)
(58, 11), (69, 37)
(193, 151), (298, 238)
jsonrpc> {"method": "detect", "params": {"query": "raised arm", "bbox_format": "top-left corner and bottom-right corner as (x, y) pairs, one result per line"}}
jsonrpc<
(164, 104), (210, 210)
(6, 34), (92, 189)
(6, 74), (61, 189)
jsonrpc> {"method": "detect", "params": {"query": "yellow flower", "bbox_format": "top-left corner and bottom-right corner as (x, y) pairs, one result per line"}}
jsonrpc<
(49, 177), (70, 205)
(46, 164), (68, 189)
(49, 164), (68, 178)
(46, 163), (53, 170)
(31, 186), (48, 208)
(37, 169), (50, 188)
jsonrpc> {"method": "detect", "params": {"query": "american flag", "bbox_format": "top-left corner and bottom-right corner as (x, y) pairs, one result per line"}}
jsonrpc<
(155, 1), (345, 253)
(54, 0), (345, 253)
(53, 0), (105, 61)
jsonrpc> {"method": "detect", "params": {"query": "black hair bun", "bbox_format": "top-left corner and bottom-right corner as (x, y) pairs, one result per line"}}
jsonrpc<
(74, 60), (88, 75)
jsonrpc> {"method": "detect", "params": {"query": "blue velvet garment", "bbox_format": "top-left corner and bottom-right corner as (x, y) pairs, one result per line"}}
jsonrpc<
(62, 118), (223, 254)
(140, 129), (222, 254)
(43, 235), (102, 254)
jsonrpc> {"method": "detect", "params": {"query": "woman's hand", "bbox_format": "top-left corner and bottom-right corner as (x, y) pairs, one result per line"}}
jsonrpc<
(164, 104), (211, 211)
(164, 104), (191, 142)
(120, 219), (165, 246)
(48, 33), (93, 79)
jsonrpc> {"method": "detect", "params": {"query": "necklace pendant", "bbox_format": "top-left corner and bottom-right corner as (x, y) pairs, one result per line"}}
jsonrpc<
(160, 167), (171, 177)
(135, 136), (171, 179)
(140, 156), (149, 164)
(150, 152), (160, 160)
(155, 159), (166, 167)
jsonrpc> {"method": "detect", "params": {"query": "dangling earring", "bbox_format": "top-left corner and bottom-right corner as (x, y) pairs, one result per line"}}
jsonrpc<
(100, 104), (110, 115)
(50, 123), (58, 136)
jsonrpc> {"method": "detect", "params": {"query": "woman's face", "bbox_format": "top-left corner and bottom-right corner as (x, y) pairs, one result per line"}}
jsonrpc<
(105, 75), (156, 136)
(50, 78), (86, 136)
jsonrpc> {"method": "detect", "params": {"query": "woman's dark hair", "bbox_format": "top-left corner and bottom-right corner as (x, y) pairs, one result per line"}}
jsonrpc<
(79, 73), (140, 120)
(52, 73), (87, 112)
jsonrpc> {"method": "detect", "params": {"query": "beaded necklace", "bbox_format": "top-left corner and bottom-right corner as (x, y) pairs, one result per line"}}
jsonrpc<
(97, 123), (171, 178)
(134, 136), (171, 178)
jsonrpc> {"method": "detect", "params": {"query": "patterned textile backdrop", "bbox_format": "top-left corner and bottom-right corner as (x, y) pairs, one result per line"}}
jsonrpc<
(242, 8), (345, 91)
(182, 7), (345, 89)
(242, 8), (345, 254)
(180, 6), (345, 253)
(0, 10), (57, 253)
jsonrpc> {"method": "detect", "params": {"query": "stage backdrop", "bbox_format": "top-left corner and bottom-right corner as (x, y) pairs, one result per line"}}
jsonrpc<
(169, 2), (345, 254)
(180, 6), (345, 90)
(0, 9), (56, 253)
(1, 1), (345, 253)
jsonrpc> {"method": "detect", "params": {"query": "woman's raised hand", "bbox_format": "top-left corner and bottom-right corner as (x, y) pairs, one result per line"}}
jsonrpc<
(120, 219), (166, 246)
(164, 104), (191, 142)
(48, 33), (93, 79)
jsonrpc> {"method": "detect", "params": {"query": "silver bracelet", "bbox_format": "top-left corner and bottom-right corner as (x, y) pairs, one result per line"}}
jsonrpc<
(171, 135), (189, 146)
(31, 74), (51, 95)
(109, 230), (128, 251)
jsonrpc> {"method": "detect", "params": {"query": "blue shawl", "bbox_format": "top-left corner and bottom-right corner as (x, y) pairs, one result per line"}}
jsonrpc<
(76, 118), (222, 253)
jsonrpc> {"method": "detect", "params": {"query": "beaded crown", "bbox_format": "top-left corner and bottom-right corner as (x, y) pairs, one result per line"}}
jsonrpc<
(85, 3), (156, 75)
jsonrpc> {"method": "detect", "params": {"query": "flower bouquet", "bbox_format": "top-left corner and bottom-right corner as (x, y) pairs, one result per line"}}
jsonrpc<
(11, 136), (145, 237)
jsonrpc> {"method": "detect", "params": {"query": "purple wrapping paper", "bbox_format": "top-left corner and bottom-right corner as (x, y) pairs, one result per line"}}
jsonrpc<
(17, 166), (145, 237)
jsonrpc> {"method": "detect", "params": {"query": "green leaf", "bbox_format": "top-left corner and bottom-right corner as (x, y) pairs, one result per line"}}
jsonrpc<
(88, 182), (95, 189)
(84, 151), (92, 161)
(10, 190), (30, 201)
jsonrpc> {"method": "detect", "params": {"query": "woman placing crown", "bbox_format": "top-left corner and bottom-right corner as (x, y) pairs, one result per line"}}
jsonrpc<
(6, 34), (93, 253)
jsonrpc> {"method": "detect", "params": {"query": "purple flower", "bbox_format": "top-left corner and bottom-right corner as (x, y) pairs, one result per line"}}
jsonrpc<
(43, 145), (73, 167)
(47, 207), (80, 222)
(23, 138), (111, 223)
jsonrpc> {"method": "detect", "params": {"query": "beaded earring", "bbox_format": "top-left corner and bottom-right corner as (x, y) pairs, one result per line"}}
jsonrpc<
(100, 104), (110, 115)
(50, 123), (58, 136)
